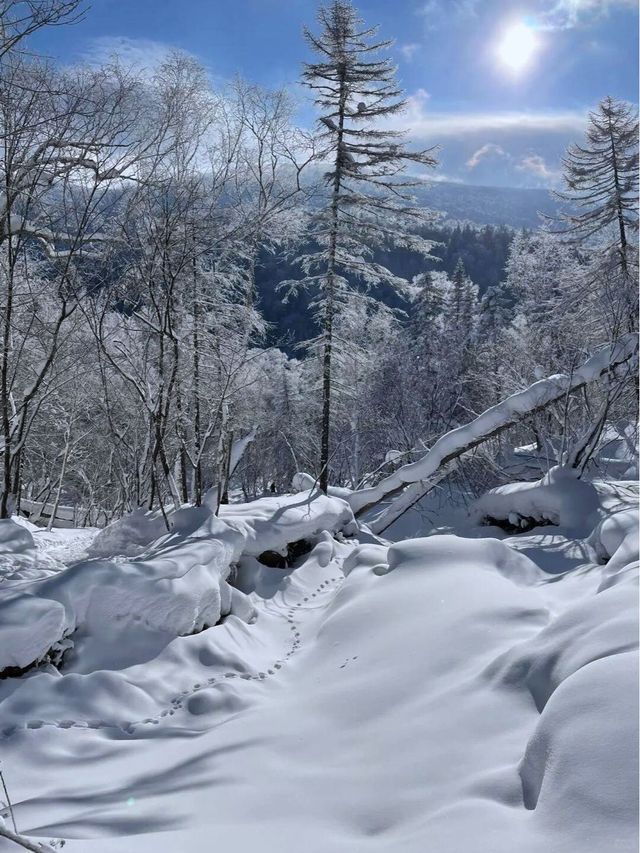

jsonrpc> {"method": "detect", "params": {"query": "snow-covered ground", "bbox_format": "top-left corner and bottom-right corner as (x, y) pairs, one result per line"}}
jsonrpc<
(0, 476), (637, 853)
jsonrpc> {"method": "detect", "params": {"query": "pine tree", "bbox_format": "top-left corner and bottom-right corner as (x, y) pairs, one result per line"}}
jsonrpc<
(449, 258), (467, 329)
(553, 96), (638, 332)
(410, 272), (444, 341)
(300, 0), (438, 492)
(477, 283), (511, 340)
(447, 257), (476, 342)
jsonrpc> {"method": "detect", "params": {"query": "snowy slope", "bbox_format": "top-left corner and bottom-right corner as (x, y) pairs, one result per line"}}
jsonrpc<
(0, 482), (637, 853)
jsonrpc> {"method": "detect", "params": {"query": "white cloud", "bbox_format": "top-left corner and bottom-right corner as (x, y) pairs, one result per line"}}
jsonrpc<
(81, 36), (195, 75)
(516, 153), (561, 183)
(418, 0), (635, 31)
(400, 42), (421, 61)
(418, 0), (479, 28)
(466, 142), (508, 169)
(541, 0), (637, 29)
(395, 96), (588, 140)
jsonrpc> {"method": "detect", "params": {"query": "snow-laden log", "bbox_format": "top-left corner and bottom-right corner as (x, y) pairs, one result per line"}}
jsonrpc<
(348, 334), (638, 534)
(0, 823), (56, 852)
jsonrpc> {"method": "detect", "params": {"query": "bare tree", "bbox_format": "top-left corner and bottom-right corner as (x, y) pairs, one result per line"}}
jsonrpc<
(0, 56), (143, 516)
(0, 0), (84, 58)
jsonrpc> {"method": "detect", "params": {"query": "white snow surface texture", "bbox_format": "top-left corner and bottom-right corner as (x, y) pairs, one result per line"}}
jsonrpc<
(0, 479), (637, 853)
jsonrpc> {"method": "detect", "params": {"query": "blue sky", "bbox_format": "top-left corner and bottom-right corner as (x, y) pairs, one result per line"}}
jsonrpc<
(31, 0), (638, 188)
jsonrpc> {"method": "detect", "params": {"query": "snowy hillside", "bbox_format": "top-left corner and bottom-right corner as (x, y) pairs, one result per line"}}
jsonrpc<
(413, 180), (562, 228)
(0, 474), (637, 853)
(0, 1), (637, 851)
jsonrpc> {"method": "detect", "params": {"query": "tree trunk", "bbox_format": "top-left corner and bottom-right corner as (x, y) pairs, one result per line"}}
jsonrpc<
(319, 61), (347, 494)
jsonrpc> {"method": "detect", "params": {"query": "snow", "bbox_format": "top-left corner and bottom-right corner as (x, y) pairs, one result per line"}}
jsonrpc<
(588, 506), (639, 577)
(291, 472), (354, 501)
(469, 465), (601, 532)
(219, 490), (357, 556)
(0, 519), (35, 559)
(0, 596), (68, 670)
(347, 333), (638, 532)
(0, 477), (636, 853)
(0, 492), (354, 677)
(88, 508), (170, 558)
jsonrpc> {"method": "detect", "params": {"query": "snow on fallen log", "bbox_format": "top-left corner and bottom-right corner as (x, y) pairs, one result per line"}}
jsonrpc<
(0, 823), (57, 852)
(348, 334), (638, 534)
(469, 465), (602, 535)
(0, 492), (355, 676)
(220, 491), (357, 557)
(291, 472), (354, 501)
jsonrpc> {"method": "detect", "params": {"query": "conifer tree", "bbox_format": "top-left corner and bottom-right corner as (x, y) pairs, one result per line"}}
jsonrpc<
(553, 96), (638, 332)
(448, 257), (476, 342)
(300, 0), (438, 492)
(410, 272), (444, 341)
(449, 258), (467, 329)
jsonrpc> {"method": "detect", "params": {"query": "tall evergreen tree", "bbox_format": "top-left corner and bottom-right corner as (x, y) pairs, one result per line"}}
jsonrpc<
(410, 272), (444, 341)
(300, 0), (437, 492)
(448, 257), (476, 341)
(449, 258), (466, 328)
(552, 96), (638, 332)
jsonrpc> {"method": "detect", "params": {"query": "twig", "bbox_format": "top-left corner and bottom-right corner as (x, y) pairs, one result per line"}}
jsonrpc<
(0, 766), (17, 834)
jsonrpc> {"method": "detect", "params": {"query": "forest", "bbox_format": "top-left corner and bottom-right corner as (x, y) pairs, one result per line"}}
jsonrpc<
(0, 17), (634, 519)
(0, 1), (637, 852)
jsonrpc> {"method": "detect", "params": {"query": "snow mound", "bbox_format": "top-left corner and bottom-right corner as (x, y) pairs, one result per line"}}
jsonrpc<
(520, 652), (638, 844)
(0, 518), (35, 559)
(221, 490), (356, 556)
(488, 580), (637, 712)
(88, 507), (175, 558)
(470, 466), (601, 533)
(0, 595), (69, 671)
(385, 534), (542, 585)
(588, 507), (639, 577)
(0, 493), (354, 678)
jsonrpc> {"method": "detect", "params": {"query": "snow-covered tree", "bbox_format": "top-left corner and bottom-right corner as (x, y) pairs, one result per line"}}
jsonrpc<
(0, 56), (143, 517)
(298, 0), (438, 492)
(553, 96), (638, 333)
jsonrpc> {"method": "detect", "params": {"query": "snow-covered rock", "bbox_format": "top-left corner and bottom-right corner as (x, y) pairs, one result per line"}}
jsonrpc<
(88, 507), (174, 558)
(0, 595), (69, 671)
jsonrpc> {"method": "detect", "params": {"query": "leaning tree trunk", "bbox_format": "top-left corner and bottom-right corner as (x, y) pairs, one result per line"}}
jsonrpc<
(348, 334), (637, 534)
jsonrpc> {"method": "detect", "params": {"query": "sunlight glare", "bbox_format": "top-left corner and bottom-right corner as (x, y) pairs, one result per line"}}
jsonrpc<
(496, 22), (539, 74)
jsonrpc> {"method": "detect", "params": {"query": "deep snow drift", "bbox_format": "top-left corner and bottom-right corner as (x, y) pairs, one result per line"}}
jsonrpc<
(0, 476), (637, 853)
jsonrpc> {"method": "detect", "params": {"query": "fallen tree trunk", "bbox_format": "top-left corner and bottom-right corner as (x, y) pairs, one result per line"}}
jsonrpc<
(349, 334), (638, 535)
(0, 824), (56, 852)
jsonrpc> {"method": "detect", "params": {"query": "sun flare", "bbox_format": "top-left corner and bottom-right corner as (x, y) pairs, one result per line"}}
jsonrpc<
(496, 22), (539, 74)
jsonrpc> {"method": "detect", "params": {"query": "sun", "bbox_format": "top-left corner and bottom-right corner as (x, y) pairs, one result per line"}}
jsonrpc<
(496, 22), (539, 74)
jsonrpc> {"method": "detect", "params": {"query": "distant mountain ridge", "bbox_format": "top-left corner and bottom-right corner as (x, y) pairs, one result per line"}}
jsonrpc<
(416, 180), (561, 229)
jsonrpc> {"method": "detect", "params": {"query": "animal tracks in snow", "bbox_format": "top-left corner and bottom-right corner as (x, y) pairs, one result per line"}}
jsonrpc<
(4, 562), (345, 739)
